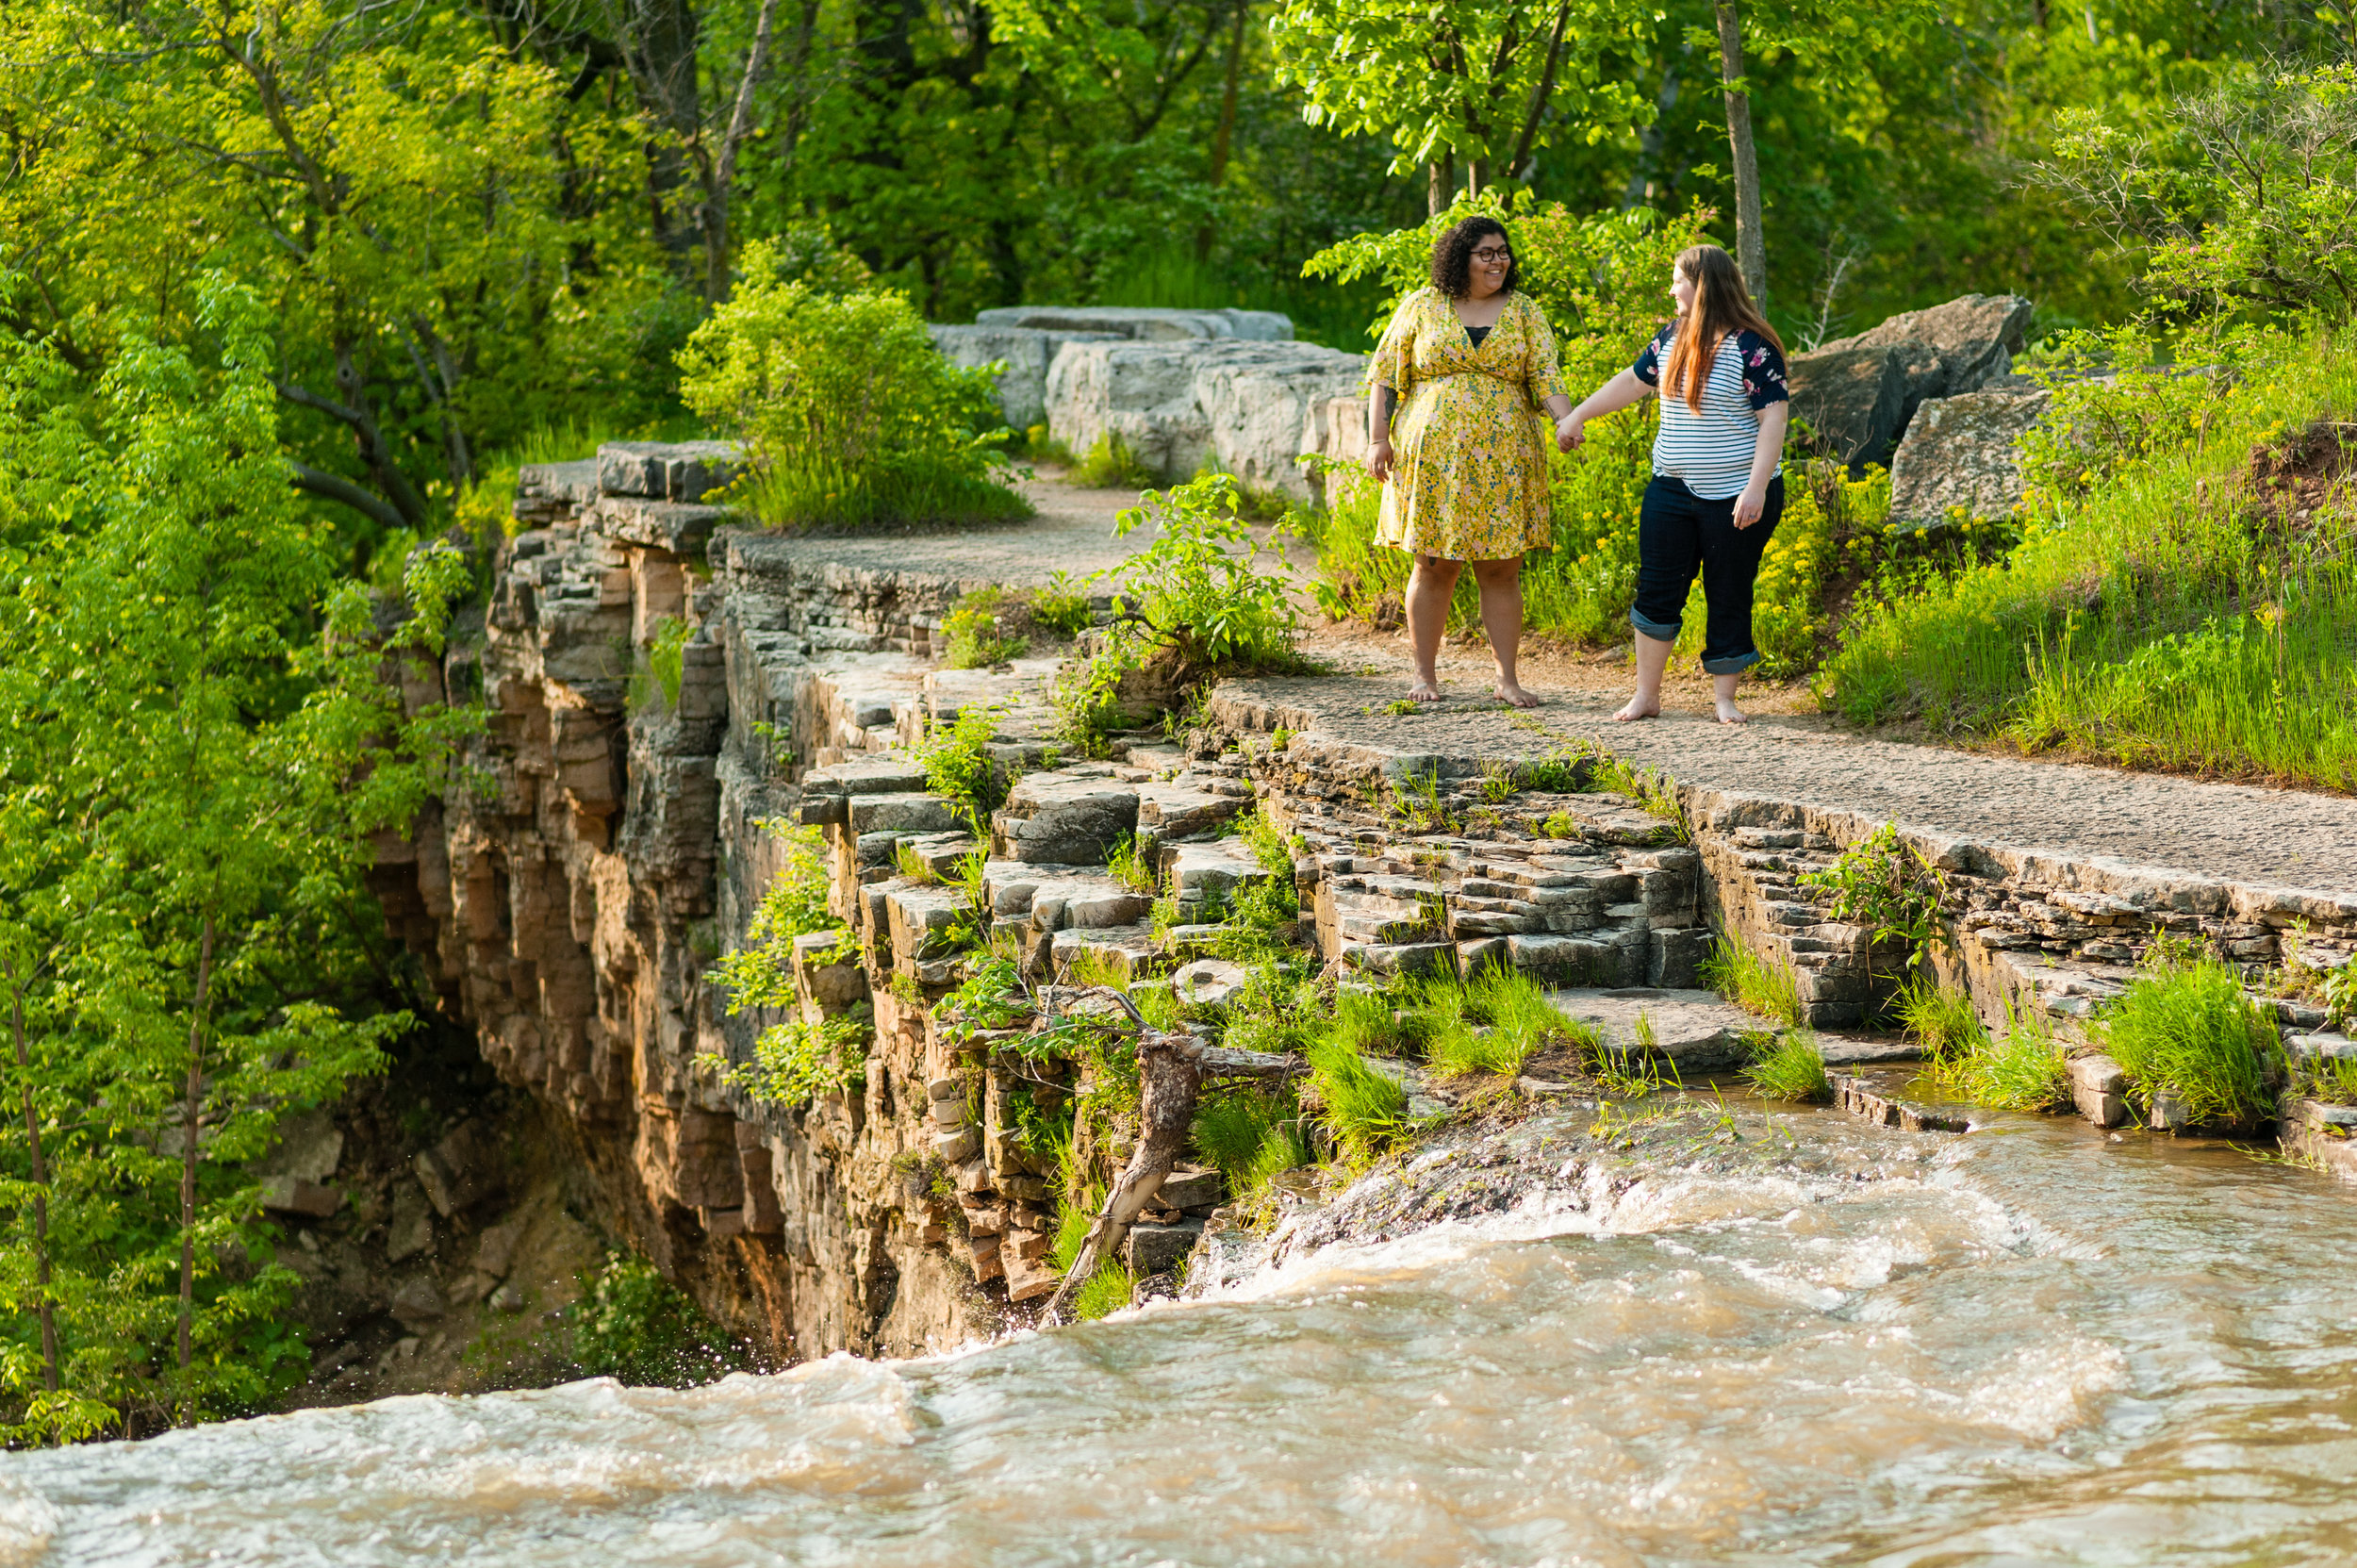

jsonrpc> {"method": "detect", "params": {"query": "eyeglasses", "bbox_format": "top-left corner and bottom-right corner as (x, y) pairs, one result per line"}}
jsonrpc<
(1471, 247), (1512, 262)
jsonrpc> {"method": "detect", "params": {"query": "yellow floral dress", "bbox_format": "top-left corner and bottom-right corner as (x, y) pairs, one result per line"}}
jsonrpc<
(1372, 288), (1565, 561)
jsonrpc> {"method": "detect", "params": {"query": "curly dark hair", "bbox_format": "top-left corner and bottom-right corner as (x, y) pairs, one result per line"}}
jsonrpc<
(1429, 216), (1518, 299)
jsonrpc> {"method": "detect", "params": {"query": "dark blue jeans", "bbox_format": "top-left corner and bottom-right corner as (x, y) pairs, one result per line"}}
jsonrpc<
(1628, 473), (1784, 675)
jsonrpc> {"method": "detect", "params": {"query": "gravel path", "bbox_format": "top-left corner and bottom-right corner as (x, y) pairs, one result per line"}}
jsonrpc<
(762, 495), (2357, 900)
(1228, 669), (2357, 899)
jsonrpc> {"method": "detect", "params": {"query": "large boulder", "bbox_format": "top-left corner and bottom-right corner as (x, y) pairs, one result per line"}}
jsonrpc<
(1818, 293), (2033, 424)
(1786, 345), (1906, 468)
(1044, 338), (1369, 499)
(1793, 293), (2034, 469)
(929, 324), (1120, 431)
(973, 306), (1292, 341)
(1887, 386), (2052, 529)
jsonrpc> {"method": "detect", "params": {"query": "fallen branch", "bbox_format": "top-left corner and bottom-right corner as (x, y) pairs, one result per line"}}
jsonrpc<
(1038, 985), (1300, 1323)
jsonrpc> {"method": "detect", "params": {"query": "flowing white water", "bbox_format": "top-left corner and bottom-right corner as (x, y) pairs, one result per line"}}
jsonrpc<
(8, 1097), (2357, 1567)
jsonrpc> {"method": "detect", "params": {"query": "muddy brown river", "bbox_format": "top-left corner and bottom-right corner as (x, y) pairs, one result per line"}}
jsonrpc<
(5, 1093), (2354, 1566)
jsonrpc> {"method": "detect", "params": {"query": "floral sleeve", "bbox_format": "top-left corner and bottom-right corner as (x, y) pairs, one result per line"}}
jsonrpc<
(1631, 324), (1673, 387)
(1739, 330), (1790, 409)
(1370, 289), (1422, 398)
(1519, 294), (1567, 410)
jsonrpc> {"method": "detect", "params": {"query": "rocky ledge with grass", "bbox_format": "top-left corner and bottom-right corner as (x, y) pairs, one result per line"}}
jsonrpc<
(369, 430), (2357, 1366)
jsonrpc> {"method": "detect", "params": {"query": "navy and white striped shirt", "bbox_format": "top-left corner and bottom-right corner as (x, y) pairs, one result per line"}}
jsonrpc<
(1631, 326), (1788, 500)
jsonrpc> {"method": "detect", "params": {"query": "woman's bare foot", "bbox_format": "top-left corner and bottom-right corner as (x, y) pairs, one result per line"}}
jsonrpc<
(1494, 681), (1541, 709)
(1612, 696), (1660, 722)
(1407, 678), (1443, 702)
(1714, 695), (1749, 725)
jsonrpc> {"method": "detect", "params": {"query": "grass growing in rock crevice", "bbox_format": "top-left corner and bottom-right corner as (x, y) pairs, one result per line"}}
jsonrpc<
(2102, 940), (2281, 1128)
(1700, 932), (1805, 1028)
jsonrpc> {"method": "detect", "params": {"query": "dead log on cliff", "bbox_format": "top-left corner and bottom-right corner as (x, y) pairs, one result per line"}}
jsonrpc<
(1039, 986), (1298, 1323)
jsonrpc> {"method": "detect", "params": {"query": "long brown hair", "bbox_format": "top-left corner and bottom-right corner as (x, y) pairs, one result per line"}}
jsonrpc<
(1663, 244), (1782, 414)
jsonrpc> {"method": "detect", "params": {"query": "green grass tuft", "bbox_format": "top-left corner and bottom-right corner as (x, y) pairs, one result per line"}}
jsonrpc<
(1699, 933), (1805, 1028)
(1741, 1029), (1832, 1102)
(1924, 997), (2069, 1112)
(1896, 977), (1987, 1065)
(1305, 1033), (1410, 1165)
(1072, 1259), (1136, 1319)
(2102, 942), (2280, 1128)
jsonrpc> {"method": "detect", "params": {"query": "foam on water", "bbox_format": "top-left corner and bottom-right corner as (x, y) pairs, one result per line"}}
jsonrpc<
(8, 1098), (2357, 1566)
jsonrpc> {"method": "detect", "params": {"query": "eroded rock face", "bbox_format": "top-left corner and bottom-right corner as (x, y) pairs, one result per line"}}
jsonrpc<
(1887, 387), (2052, 528)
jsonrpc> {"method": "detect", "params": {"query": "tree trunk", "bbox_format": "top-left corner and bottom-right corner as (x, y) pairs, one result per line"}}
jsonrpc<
(1713, 0), (1767, 304)
(706, 0), (782, 300)
(7, 973), (57, 1398)
(1427, 156), (1456, 217)
(1195, 0), (1249, 262)
(175, 917), (216, 1427)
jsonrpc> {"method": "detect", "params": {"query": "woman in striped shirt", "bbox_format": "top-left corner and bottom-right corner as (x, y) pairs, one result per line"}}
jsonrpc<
(1557, 244), (1790, 724)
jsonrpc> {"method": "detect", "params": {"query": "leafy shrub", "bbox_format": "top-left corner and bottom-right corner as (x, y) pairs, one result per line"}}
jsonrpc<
(1054, 474), (1305, 746)
(571, 1255), (742, 1387)
(708, 1012), (871, 1109)
(1799, 824), (1946, 973)
(710, 820), (842, 1012)
(1030, 571), (1096, 636)
(2102, 942), (2280, 1128)
(678, 241), (1029, 530)
(2037, 64), (2357, 325)
(915, 701), (1009, 826)
(1741, 1030), (1832, 1103)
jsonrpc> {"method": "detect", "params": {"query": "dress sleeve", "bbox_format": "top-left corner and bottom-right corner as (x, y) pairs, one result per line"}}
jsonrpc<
(1370, 290), (1421, 397)
(1631, 324), (1671, 387)
(1739, 331), (1790, 409)
(1520, 295), (1567, 410)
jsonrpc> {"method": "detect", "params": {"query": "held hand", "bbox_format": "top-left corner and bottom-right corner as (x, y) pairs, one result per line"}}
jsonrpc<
(1555, 413), (1585, 453)
(1370, 438), (1393, 484)
(1732, 483), (1766, 529)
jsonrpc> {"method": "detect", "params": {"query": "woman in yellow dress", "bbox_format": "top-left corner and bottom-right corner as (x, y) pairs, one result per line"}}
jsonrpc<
(1368, 215), (1580, 708)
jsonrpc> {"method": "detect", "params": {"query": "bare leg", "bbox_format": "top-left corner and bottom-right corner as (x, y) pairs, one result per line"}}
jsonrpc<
(1616, 631), (1673, 722)
(1404, 556), (1461, 701)
(1712, 669), (1748, 724)
(1471, 558), (1538, 708)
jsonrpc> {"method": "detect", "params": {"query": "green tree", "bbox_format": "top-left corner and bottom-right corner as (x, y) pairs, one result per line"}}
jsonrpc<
(0, 277), (470, 1439)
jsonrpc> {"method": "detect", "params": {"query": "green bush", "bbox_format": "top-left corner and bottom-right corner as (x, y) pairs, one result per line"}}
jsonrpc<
(571, 1255), (743, 1387)
(678, 241), (1030, 531)
(1030, 571), (1096, 636)
(709, 1012), (871, 1110)
(2102, 943), (2280, 1127)
(1053, 474), (1306, 747)
(915, 701), (1010, 826)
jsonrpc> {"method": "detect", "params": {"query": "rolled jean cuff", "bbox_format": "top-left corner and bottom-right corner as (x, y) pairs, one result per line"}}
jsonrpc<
(1700, 648), (1762, 675)
(1628, 607), (1680, 642)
